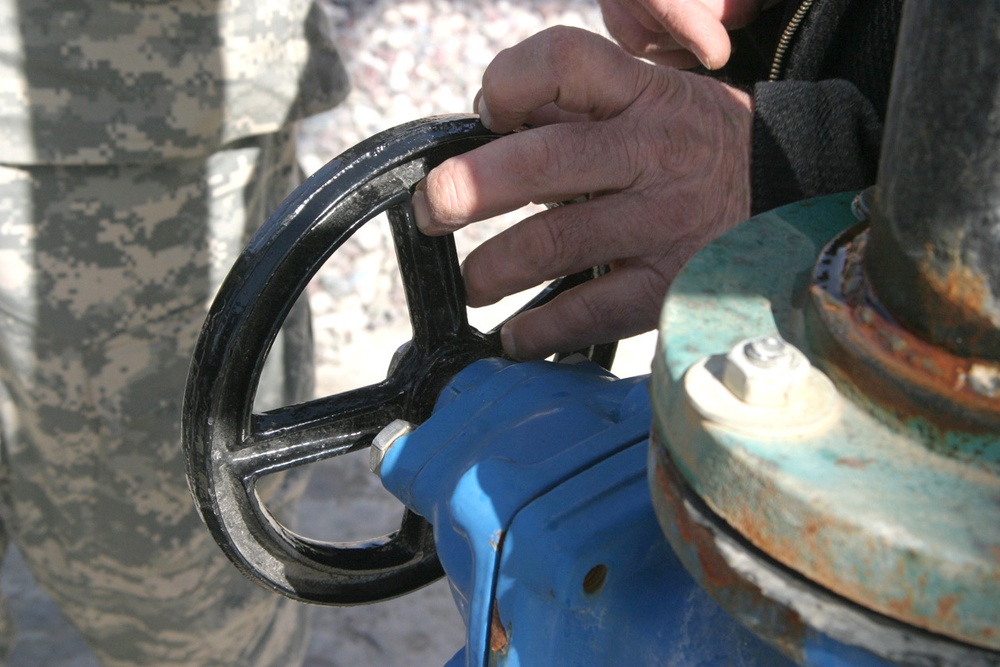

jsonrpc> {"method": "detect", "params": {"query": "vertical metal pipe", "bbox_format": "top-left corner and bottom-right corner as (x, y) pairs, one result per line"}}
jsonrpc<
(865, 0), (1000, 360)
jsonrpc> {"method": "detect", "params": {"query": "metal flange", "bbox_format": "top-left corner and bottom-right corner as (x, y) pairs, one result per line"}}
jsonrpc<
(651, 193), (1000, 654)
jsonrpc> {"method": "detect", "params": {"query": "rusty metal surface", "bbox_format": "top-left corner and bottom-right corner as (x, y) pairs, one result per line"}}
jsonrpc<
(647, 436), (808, 664)
(810, 224), (1000, 469)
(489, 601), (509, 656)
(651, 193), (1000, 651)
(864, 1), (1000, 360)
(648, 433), (1000, 666)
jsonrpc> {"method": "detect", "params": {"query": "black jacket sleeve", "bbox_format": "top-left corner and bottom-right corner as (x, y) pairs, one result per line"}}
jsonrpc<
(750, 78), (882, 214)
(737, 0), (903, 214)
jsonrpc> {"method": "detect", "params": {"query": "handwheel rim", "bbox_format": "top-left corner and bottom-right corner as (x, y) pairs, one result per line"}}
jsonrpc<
(183, 115), (617, 605)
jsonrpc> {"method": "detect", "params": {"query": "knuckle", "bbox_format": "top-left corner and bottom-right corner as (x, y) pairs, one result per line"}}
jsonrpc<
(548, 284), (627, 353)
(509, 214), (564, 278)
(480, 47), (509, 98)
(461, 256), (492, 306)
(425, 162), (474, 228)
(516, 204), (598, 282)
(602, 14), (652, 59)
(504, 135), (566, 193)
(633, 266), (671, 326)
(538, 25), (588, 84)
(604, 123), (645, 186)
(564, 289), (605, 337)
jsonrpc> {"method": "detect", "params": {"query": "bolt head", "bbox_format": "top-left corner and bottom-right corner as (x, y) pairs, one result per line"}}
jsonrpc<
(743, 336), (789, 367)
(722, 336), (811, 407)
(370, 419), (414, 475)
(969, 363), (1000, 398)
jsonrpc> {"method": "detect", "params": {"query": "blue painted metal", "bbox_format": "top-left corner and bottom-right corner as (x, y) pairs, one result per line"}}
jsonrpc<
(436, 438), (794, 666)
(379, 357), (655, 665)
(380, 356), (795, 666)
(652, 192), (1000, 653)
(378, 350), (949, 666)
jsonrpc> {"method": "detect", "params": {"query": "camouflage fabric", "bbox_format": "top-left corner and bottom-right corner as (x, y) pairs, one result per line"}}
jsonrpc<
(0, 0), (348, 165)
(0, 130), (319, 666)
(0, 1), (349, 664)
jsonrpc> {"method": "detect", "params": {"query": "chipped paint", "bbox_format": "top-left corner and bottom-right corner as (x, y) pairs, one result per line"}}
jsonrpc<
(652, 194), (1000, 651)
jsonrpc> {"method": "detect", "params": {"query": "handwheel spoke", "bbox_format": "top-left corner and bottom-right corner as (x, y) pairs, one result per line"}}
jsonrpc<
(387, 196), (471, 348)
(487, 268), (603, 333)
(491, 267), (617, 368)
(185, 117), (608, 604)
(232, 383), (406, 481)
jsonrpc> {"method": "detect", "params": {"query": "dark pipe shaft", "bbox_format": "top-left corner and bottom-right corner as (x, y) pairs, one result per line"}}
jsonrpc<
(866, 0), (1000, 360)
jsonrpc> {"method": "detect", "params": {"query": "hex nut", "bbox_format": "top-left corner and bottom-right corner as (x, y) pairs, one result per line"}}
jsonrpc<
(722, 337), (811, 408)
(969, 363), (1000, 398)
(370, 419), (414, 475)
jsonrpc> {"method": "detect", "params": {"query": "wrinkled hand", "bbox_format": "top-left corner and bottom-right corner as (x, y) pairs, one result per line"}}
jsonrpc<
(413, 26), (752, 361)
(598, 0), (773, 69)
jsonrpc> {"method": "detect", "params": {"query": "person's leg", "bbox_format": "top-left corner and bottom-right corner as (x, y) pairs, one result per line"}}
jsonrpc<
(0, 515), (13, 663)
(0, 130), (314, 666)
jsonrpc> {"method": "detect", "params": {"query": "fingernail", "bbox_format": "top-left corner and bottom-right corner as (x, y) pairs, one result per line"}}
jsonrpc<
(690, 43), (715, 70)
(460, 260), (474, 302)
(412, 186), (431, 233)
(461, 261), (487, 309)
(475, 98), (494, 130)
(500, 322), (519, 360)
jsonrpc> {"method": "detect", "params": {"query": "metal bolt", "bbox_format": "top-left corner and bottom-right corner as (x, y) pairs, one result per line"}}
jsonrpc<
(370, 419), (414, 475)
(968, 363), (1000, 398)
(743, 336), (791, 368)
(722, 336), (811, 408)
(851, 185), (876, 222)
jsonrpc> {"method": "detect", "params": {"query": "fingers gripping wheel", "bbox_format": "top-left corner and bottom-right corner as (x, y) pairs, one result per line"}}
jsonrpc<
(183, 115), (617, 605)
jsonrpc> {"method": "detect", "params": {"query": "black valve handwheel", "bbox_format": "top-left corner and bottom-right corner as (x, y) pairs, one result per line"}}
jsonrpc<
(183, 115), (617, 605)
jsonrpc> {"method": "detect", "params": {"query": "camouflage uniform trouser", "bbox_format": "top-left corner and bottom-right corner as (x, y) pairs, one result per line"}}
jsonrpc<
(0, 130), (313, 666)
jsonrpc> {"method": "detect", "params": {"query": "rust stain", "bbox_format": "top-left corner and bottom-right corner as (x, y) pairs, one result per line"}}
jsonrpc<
(808, 226), (1000, 442)
(705, 470), (827, 586)
(489, 530), (503, 551)
(650, 445), (808, 661)
(936, 594), (960, 621)
(489, 601), (509, 654)
(835, 456), (876, 469)
(717, 447), (997, 648)
(837, 295), (995, 407)
(920, 244), (993, 331)
(866, 219), (1000, 359)
(885, 595), (915, 618)
(663, 428), (982, 650)
(659, 461), (738, 592)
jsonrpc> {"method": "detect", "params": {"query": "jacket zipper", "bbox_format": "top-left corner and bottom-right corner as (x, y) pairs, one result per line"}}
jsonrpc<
(768, 0), (816, 80)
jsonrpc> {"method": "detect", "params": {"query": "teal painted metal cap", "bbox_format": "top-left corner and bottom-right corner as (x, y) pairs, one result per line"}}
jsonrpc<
(650, 193), (1000, 651)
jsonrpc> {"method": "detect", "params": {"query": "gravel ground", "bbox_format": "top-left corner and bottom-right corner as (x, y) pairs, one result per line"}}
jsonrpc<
(1, 2), (657, 665)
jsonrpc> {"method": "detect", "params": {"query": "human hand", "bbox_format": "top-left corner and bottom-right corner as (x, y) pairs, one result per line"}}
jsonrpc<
(413, 26), (752, 361)
(598, 0), (774, 69)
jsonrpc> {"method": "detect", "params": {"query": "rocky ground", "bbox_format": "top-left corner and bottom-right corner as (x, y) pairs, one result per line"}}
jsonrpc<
(1, 2), (657, 665)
